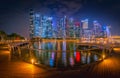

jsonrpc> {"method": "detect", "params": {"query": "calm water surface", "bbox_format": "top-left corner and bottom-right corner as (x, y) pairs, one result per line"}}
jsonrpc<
(27, 40), (102, 69)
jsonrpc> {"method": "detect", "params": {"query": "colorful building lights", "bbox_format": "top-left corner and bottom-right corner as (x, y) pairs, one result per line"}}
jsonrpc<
(29, 10), (111, 39)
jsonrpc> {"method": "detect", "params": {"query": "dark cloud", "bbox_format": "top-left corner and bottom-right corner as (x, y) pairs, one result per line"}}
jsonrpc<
(32, 0), (83, 16)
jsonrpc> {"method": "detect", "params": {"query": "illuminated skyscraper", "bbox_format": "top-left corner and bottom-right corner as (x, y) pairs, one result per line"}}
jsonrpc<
(29, 10), (53, 38)
(29, 10), (111, 39)
(29, 9), (34, 38)
(74, 21), (81, 38)
(81, 19), (89, 38)
(62, 16), (67, 39)
(106, 26), (111, 37)
(58, 16), (67, 39)
(34, 13), (41, 37)
(93, 21), (102, 37)
(81, 19), (88, 30)
(46, 17), (53, 38)
(69, 18), (75, 38)
(57, 18), (63, 38)
(41, 16), (53, 38)
(65, 16), (70, 38)
(102, 26), (111, 38)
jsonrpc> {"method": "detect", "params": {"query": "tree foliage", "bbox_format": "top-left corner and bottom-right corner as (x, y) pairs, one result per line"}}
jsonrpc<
(0, 30), (7, 40)
(0, 30), (24, 40)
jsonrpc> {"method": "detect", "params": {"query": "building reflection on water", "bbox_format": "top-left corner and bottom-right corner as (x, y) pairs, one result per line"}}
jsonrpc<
(29, 40), (101, 68)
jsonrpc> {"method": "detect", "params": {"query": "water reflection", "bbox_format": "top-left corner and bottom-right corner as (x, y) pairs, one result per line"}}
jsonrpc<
(76, 51), (81, 63)
(23, 40), (102, 69)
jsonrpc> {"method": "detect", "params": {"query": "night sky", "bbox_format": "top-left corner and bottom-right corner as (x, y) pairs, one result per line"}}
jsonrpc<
(0, 0), (120, 38)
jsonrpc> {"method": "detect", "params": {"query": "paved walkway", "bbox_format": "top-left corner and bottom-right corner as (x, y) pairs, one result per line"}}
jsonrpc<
(1, 44), (120, 78)
(48, 49), (120, 78)
(0, 45), (48, 78)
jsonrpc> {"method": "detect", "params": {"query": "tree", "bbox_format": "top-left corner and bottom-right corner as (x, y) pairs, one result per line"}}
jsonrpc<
(7, 33), (24, 40)
(0, 30), (7, 41)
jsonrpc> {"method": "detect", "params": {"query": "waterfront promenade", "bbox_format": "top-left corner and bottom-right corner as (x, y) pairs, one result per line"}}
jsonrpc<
(0, 44), (47, 78)
(0, 44), (120, 78)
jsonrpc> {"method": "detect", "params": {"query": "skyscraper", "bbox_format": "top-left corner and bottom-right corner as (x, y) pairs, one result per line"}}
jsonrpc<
(29, 10), (111, 40)
(74, 21), (80, 38)
(93, 20), (102, 37)
(69, 18), (75, 38)
(29, 9), (34, 38)
(29, 10), (53, 38)
(34, 13), (41, 37)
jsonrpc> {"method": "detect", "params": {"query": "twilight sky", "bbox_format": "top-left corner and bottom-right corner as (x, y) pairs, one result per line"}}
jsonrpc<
(0, 0), (120, 38)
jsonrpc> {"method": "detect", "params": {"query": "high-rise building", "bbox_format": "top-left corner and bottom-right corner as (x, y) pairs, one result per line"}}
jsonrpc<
(41, 16), (53, 38)
(29, 9), (34, 38)
(29, 10), (111, 39)
(93, 21), (102, 37)
(34, 13), (41, 37)
(56, 20), (61, 38)
(74, 21), (80, 38)
(29, 10), (53, 38)
(102, 26), (111, 38)
(68, 18), (75, 38)
(81, 19), (89, 38)
(58, 16), (67, 39)
(81, 19), (88, 30)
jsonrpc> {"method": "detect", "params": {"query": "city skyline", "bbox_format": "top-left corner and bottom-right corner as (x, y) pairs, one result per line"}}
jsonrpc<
(30, 10), (111, 39)
(0, 0), (120, 38)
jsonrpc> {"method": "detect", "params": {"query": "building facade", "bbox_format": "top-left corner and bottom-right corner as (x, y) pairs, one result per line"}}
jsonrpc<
(29, 10), (111, 39)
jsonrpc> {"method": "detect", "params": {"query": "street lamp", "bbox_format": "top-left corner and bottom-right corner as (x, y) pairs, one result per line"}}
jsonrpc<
(31, 59), (35, 64)
(102, 54), (105, 60)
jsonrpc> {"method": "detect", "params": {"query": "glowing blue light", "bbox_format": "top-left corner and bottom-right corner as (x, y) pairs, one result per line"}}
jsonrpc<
(48, 17), (53, 20)
(106, 26), (111, 37)
(93, 20), (97, 23)
(35, 14), (40, 17)
(49, 58), (54, 67)
(102, 26), (106, 30)
(85, 19), (88, 22)
(70, 18), (74, 22)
